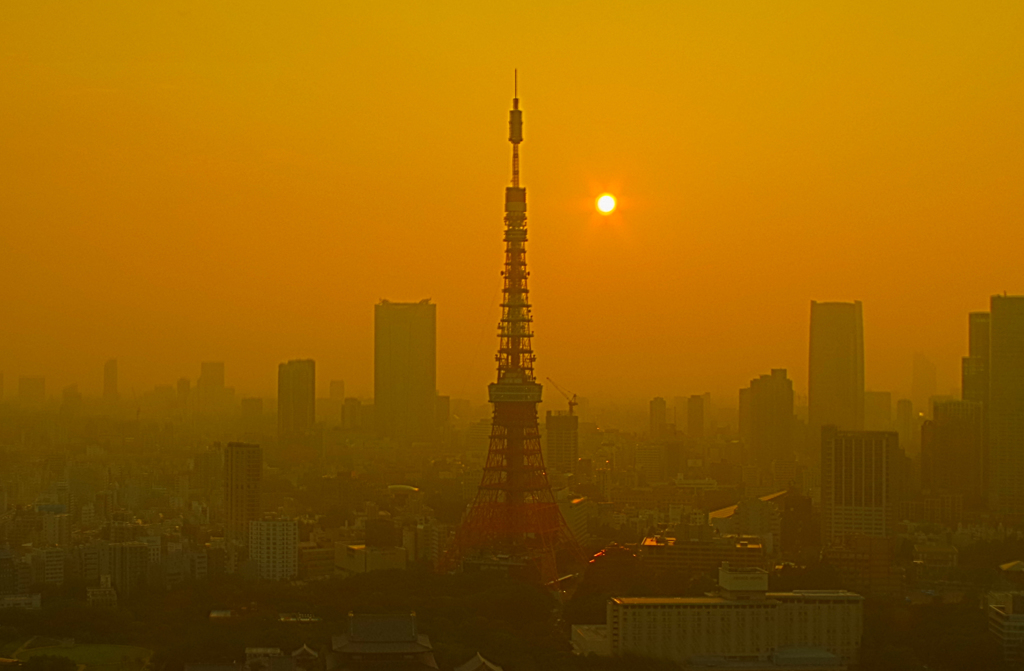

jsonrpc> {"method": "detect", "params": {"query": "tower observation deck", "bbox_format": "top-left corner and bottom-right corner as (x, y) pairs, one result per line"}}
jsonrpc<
(441, 81), (583, 586)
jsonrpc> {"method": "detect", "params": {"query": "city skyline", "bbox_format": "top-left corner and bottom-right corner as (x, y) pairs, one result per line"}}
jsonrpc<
(3, 3), (1022, 402)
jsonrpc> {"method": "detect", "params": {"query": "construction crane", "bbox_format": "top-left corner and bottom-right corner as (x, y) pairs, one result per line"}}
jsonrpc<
(546, 377), (577, 416)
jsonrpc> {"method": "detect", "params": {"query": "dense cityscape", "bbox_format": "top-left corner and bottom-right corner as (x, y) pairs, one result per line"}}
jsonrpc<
(3, 89), (1024, 671)
(4, 3), (1023, 671)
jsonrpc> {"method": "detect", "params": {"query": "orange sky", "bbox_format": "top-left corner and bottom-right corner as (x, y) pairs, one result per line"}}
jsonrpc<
(1, 1), (1022, 405)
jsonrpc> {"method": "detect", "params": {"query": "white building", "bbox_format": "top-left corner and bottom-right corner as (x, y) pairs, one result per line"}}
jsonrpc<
(250, 519), (299, 581)
(989, 592), (1024, 664)
(573, 563), (863, 669)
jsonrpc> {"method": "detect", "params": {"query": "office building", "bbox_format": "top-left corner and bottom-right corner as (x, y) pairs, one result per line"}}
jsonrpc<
(963, 311), (991, 405)
(895, 398), (918, 457)
(989, 295), (1024, 515)
(739, 369), (795, 471)
(808, 301), (865, 435)
(687, 394), (705, 439)
(197, 361), (226, 415)
(573, 563), (863, 668)
(224, 442), (262, 543)
(911, 353), (937, 418)
(637, 535), (767, 574)
(278, 359), (316, 449)
(249, 519), (299, 581)
(649, 397), (667, 439)
(109, 541), (149, 599)
(374, 300), (437, 444)
(921, 399), (984, 506)
(821, 428), (900, 545)
(545, 410), (579, 475)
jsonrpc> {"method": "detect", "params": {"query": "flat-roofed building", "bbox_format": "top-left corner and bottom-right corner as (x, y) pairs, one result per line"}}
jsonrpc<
(574, 564), (863, 668)
(638, 534), (767, 575)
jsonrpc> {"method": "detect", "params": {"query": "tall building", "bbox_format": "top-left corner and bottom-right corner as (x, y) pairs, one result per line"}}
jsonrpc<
(739, 369), (794, 471)
(374, 300), (437, 444)
(687, 394), (705, 439)
(808, 301), (865, 436)
(546, 411), (579, 475)
(109, 541), (149, 599)
(649, 397), (667, 439)
(895, 398), (918, 456)
(444, 87), (580, 584)
(278, 359), (316, 449)
(250, 519), (299, 581)
(821, 428), (900, 546)
(197, 362), (226, 415)
(988, 295), (1024, 515)
(911, 353), (938, 418)
(224, 442), (262, 543)
(921, 400), (984, 506)
(103, 358), (118, 401)
(963, 311), (991, 404)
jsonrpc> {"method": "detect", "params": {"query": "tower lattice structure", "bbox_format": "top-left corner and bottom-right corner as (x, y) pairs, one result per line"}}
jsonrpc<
(443, 85), (583, 585)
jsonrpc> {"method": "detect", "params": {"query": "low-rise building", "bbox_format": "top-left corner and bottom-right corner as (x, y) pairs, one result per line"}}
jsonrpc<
(87, 575), (118, 608)
(990, 592), (1024, 664)
(573, 563), (863, 669)
(638, 534), (767, 575)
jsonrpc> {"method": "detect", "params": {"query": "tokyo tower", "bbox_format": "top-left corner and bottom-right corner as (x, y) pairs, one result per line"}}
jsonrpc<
(442, 79), (583, 585)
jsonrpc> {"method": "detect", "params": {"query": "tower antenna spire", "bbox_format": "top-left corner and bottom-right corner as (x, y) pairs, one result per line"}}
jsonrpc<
(440, 80), (583, 587)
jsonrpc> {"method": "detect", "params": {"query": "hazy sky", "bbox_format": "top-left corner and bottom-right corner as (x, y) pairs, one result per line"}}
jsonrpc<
(2, 1), (1022, 404)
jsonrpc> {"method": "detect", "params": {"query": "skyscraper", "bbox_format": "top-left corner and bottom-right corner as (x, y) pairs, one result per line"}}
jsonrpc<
(911, 353), (938, 418)
(809, 301), (865, 436)
(921, 399), (984, 506)
(278, 359), (315, 449)
(988, 295), (1024, 515)
(103, 358), (118, 402)
(740, 369), (795, 471)
(198, 362), (226, 415)
(962, 311), (990, 405)
(224, 442), (262, 543)
(649, 397), (667, 439)
(687, 394), (705, 439)
(821, 428), (900, 546)
(374, 299), (437, 444)
(545, 411), (579, 475)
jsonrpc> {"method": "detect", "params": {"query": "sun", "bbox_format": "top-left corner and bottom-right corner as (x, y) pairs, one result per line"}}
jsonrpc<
(596, 194), (616, 214)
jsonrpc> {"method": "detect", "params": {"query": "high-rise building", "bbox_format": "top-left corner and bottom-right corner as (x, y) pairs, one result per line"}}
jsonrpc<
(546, 411), (579, 475)
(278, 359), (316, 449)
(109, 541), (149, 599)
(988, 295), (1024, 515)
(249, 519), (299, 581)
(649, 397), (667, 439)
(739, 369), (794, 471)
(224, 442), (262, 543)
(103, 358), (118, 401)
(921, 399), (984, 506)
(687, 394), (705, 439)
(197, 362), (226, 415)
(821, 428), (900, 546)
(895, 399), (918, 456)
(809, 301), (865, 437)
(374, 300), (437, 444)
(911, 353), (938, 418)
(963, 312), (991, 404)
